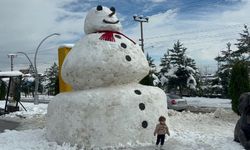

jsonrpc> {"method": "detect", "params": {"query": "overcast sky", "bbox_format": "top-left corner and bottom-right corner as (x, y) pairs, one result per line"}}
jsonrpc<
(0, 0), (249, 74)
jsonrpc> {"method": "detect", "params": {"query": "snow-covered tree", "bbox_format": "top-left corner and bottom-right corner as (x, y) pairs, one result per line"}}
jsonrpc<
(159, 40), (198, 96)
(146, 53), (156, 71)
(214, 42), (234, 98)
(44, 63), (59, 95)
(159, 50), (171, 74)
(214, 25), (250, 97)
(185, 57), (197, 70)
(233, 25), (250, 60)
(169, 40), (186, 66)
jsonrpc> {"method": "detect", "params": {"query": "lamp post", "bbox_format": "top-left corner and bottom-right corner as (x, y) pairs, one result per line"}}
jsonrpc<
(17, 52), (35, 73)
(7, 54), (17, 71)
(133, 15), (149, 53)
(33, 33), (60, 105)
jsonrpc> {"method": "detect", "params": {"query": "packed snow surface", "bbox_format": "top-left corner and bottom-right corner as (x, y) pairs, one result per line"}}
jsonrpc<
(0, 97), (244, 150)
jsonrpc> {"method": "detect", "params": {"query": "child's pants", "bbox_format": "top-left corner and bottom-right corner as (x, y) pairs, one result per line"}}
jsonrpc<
(156, 134), (165, 145)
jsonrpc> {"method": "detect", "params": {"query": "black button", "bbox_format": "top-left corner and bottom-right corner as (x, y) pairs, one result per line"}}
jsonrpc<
(125, 55), (131, 61)
(142, 121), (148, 128)
(139, 103), (145, 110)
(115, 35), (121, 39)
(96, 5), (103, 11)
(121, 43), (127, 49)
(134, 90), (141, 95)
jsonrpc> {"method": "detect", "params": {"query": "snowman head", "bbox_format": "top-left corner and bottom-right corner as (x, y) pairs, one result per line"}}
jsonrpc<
(84, 5), (122, 34)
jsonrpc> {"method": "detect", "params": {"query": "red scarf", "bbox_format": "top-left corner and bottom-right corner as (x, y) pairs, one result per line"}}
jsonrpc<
(96, 30), (136, 44)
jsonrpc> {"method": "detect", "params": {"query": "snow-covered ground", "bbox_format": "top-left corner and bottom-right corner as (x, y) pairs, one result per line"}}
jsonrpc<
(0, 98), (244, 150)
(185, 97), (231, 108)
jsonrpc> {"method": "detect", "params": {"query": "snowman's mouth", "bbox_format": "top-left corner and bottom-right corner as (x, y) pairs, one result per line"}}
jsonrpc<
(103, 19), (119, 24)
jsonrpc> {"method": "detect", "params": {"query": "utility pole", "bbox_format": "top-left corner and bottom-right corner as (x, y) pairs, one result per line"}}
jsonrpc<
(8, 54), (17, 71)
(133, 15), (149, 53)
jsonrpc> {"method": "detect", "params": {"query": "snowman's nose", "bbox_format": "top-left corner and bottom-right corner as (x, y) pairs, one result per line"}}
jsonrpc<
(109, 7), (116, 17)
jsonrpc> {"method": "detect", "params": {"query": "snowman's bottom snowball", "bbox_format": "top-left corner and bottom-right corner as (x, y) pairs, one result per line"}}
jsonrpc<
(46, 83), (168, 148)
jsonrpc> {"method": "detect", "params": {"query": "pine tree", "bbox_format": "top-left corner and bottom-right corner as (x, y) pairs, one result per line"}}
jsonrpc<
(146, 53), (156, 70)
(233, 25), (250, 60)
(160, 40), (198, 96)
(229, 61), (250, 115)
(44, 63), (59, 95)
(214, 42), (234, 98)
(160, 50), (171, 73)
(169, 40), (186, 66)
(185, 57), (197, 70)
(140, 54), (156, 86)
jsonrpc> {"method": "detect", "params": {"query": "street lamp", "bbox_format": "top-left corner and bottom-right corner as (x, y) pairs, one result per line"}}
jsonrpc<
(7, 54), (17, 71)
(17, 52), (35, 73)
(133, 15), (149, 53)
(34, 33), (60, 105)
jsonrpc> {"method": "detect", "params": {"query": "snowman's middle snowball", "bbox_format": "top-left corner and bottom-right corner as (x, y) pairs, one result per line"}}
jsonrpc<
(62, 33), (149, 90)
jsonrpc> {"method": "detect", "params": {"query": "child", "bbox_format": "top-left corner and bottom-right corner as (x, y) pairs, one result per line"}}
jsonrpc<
(154, 116), (170, 150)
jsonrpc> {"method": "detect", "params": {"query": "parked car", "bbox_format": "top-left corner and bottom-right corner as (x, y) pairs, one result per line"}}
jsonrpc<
(167, 94), (187, 111)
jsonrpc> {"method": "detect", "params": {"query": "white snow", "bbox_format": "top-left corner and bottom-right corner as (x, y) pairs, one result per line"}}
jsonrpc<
(164, 66), (177, 78)
(184, 97), (232, 108)
(59, 43), (74, 48)
(0, 71), (23, 77)
(62, 28), (149, 90)
(46, 83), (167, 148)
(0, 101), (47, 118)
(23, 76), (35, 82)
(0, 100), (244, 150)
(160, 74), (168, 86)
(152, 73), (160, 86)
(187, 74), (197, 90)
(185, 66), (196, 73)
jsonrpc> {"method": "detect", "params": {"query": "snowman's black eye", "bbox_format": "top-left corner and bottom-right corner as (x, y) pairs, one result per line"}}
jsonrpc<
(96, 5), (103, 11)
(110, 7), (115, 12)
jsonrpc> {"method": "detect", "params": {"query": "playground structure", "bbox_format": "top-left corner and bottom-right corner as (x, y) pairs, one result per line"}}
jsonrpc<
(0, 71), (26, 115)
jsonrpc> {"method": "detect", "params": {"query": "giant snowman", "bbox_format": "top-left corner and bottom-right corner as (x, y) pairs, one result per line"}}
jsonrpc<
(46, 5), (168, 149)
